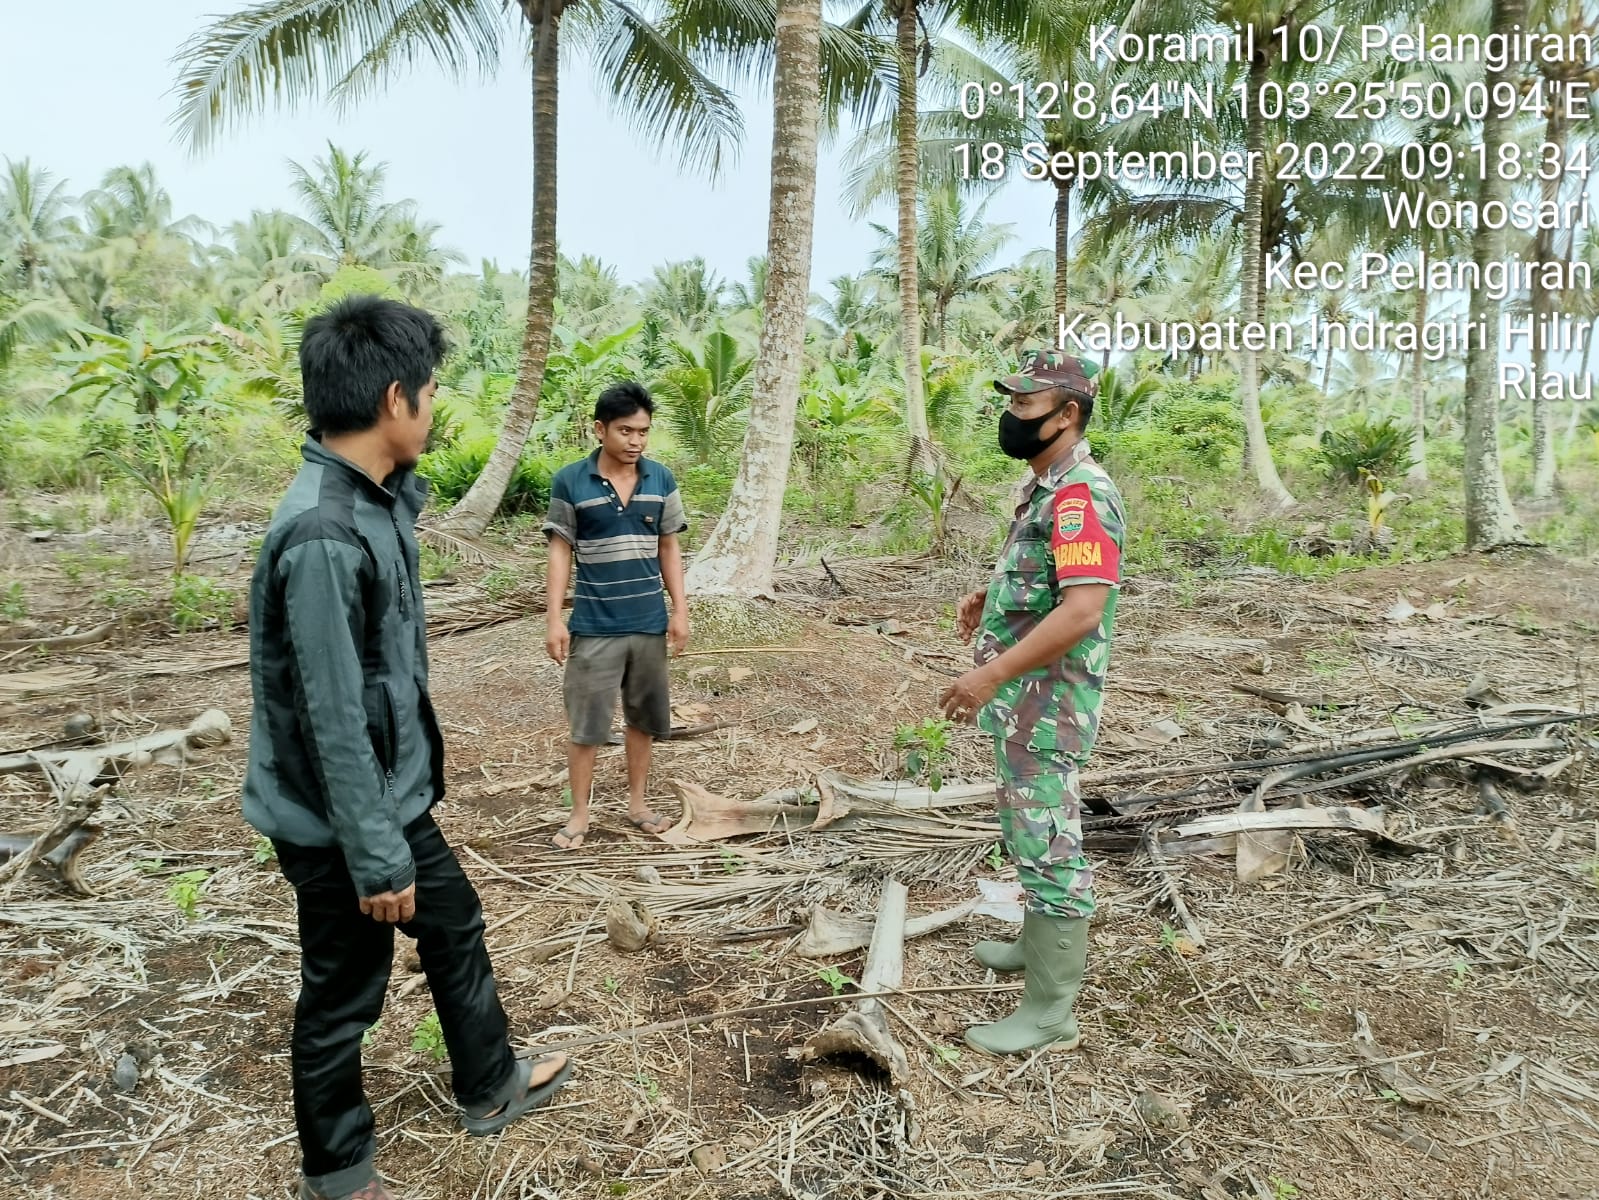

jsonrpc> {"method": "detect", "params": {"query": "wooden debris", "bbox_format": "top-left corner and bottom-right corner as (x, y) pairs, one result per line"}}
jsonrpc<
(0, 825), (101, 895)
(0, 622), (112, 651)
(796, 895), (980, 958)
(659, 781), (816, 843)
(1351, 1010), (1447, 1107)
(1142, 828), (1205, 950)
(799, 879), (911, 1086)
(0, 665), (98, 697)
(0, 710), (232, 896)
(1163, 805), (1425, 857)
(0, 708), (232, 784)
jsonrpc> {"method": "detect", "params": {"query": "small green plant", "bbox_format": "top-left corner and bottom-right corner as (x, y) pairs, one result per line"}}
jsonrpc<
(167, 870), (209, 920)
(1318, 414), (1415, 484)
(1158, 923), (1180, 953)
(905, 467), (962, 555)
(718, 847), (740, 874)
(603, 975), (620, 995)
(933, 1045), (961, 1066)
(1513, 605), (1542, 636)
(171, 574), (233, 632)
(1450, 959), (1471, 990)
(1377, 1088), (1404, 1104)
(634, 1072), (661, 1103)
(985, 842), (1005, 872)
(0, 580), (27, 622)
(893, 718), (954, 792)
(97, 582), (153, 616)
(252, 837), (276, 865)
(816, 966), (853, 995)
(560, 785), (574, 809)
(419, 543), (460, 581)
(362, 1020), (382, 1048)
(1212, 1014), (1237, 1036)
(1269, 1176), (1301, 1200)
(411, 1011), (447, 1060)
(1296, 982), (1323, 1013)
(480, 565), (521, 602)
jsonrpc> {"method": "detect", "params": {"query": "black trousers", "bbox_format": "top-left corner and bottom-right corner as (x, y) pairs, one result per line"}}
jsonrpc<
(274, 811), (517, 1185)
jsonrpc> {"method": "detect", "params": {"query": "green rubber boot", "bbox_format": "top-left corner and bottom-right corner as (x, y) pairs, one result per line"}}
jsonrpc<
(972, 934), (1026, 974)
(964, 911), (1087, 1056)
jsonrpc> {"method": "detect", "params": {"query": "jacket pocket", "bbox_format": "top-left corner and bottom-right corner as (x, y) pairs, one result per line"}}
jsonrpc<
(364, 683), (399, 777)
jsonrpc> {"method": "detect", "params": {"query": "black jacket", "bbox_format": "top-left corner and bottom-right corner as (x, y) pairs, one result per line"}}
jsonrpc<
(243, 436), (446, 895)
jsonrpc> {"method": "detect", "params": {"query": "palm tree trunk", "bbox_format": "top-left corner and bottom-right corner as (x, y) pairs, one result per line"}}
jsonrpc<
(1530, 107), (1565, 499)
(437, 4), (561, 538)
(1463, 0), (1530, 550)
(1052, 182), (1070, 321)
(1571, 333), (1594, 447)
(895, 1), (932, 471)
(685, 0), (821, 595)
(1239, 50), (1293, 509)
(1408, 285), (1429, 484)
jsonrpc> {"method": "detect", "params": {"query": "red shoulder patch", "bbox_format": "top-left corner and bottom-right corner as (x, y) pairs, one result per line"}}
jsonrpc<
(1050, 482), (1119, 584)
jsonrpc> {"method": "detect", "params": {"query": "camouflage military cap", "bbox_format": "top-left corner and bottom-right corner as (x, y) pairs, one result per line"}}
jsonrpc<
(995, 349), (1100, 398)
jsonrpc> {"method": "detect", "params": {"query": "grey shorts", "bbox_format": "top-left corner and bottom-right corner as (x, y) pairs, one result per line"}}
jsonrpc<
(564, 634), (672, 745)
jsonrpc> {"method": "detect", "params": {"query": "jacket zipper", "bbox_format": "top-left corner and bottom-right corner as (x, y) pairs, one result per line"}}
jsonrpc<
(390, 512), (409, 614)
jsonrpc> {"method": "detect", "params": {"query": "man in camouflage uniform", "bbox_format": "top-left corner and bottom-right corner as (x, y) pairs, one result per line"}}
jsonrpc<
(939, 349), (1125, 1056)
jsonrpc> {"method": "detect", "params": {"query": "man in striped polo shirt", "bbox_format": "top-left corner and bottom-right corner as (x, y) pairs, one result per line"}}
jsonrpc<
(543, 382), (690, 850)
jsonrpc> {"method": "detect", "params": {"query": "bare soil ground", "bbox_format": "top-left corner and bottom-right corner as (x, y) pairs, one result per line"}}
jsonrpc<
(1, 529), (1597, 1200)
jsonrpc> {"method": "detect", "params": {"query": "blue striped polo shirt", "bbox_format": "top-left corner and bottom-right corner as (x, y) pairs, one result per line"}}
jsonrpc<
(543, 450), (688, 637)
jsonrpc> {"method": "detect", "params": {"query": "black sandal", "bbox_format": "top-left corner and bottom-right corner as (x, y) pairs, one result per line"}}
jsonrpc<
(460, 1052), (572, 1136)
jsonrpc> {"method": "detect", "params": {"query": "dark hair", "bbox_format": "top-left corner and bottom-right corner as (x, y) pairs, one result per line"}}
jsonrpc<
(298, 294), (449, 435)
(1042, 387), (1093, 432)
(1070, 391), (1095, 431)
(594, 380), (654, 425)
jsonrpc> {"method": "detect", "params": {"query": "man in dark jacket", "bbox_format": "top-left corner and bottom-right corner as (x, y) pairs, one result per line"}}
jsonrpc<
(245, 295), (571, 1200)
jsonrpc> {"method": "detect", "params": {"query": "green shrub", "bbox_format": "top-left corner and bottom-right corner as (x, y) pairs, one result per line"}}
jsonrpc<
(1318, 414), (1416, 484)
(171, 574), (235, 632)
(417, 436), (552, 515)
(1148, 381), (1246, 470)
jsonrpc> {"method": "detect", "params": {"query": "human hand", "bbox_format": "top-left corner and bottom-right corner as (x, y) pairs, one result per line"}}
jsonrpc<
(360, 883), (416, 924)
(956, 590), (986, 644)
(546, 621), (570, 665)
(668, 612), (690, 656)
(939, 669), (998, 724)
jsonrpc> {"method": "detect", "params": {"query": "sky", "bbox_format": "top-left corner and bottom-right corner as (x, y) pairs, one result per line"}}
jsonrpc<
(0, 0), (1055, 291)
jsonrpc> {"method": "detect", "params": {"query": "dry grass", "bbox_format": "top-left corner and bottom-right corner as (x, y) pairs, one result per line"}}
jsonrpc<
(0, 535), (1596, 1200)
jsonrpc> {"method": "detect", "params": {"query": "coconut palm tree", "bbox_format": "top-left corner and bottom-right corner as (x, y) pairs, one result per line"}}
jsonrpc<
(1524, 0), (1596, 497)
(870, 183), (1016, 348)
(1462, 0), (1532, 549)
(286, 144), (417, 270)
(215, 210), (326, 311)
(681, 0), (827, 594)
(653, 327), (755, 462)
(644, 257), (729, 334)
(833, 0), (1060, 471)
(0, 159), (77, 296)
(174, 0), (746, 537)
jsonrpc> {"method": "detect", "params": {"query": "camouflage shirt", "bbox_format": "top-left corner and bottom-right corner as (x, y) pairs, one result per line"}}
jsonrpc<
(974, 438), (1126, 761)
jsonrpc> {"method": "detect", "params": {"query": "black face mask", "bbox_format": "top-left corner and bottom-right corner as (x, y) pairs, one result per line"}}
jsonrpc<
(998, 403), (1068, 460)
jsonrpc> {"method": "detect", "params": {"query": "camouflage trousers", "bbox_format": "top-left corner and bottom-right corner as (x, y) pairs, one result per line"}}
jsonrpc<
(993, 738), (1095, 920)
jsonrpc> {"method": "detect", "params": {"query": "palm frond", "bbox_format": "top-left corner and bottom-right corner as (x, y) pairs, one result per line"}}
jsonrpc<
(582, 0), (746, 179)
(0, 298), (78, 370)
(170, 0), (506, 152)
